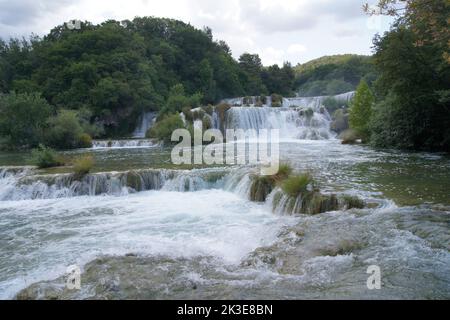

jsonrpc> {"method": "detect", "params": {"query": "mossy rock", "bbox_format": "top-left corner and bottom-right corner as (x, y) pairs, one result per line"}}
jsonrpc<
(270, 93), (283, 107)
(202, 116), (212, 130)
(215, 103), (231, 130)
(125, 171), (144, 191)
(249, 175), (275, 202)
(243, 96), (252, 106)
(339, 194), (365, 209)
(304, 108), (314, 118)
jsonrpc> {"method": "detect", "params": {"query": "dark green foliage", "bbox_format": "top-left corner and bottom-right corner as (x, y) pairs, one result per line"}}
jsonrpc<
(45, 109), (91, 149)
(30, 144), (64, 168)
(370, 22), (450, 151)
(261, 62), (295, 96)
(162, 84), (202, 115)
(0, 92), (53, 149)
(238, 53), (267, 95)
(146, 113), (184, 144)
(0, 17), (300, 145)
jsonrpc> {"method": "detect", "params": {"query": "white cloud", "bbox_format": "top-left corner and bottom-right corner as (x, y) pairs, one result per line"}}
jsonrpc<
(287, 44), (307, 54)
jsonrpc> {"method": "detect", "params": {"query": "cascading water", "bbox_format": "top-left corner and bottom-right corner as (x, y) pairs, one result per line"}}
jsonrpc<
(133, 111), (157, 138)
(92, 139), (158, 149)
(0, 167), (229, 201)
(224, 107), (332, 140)
(218, 92), (355, 140)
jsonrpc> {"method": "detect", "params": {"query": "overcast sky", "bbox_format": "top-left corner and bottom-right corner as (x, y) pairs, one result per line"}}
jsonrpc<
(0, 0), (393, 65)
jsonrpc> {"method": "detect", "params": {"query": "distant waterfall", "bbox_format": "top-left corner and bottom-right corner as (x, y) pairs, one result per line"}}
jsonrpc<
(92, 139), (157, 149)
(218, 92), (354, 140)
(224, 107), (332, 139)
(133, 112), (157, 138)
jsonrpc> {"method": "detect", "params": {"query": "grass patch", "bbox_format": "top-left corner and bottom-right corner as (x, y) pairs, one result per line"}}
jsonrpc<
(281, 173), (314, 197)
(72, 155), (94, 179)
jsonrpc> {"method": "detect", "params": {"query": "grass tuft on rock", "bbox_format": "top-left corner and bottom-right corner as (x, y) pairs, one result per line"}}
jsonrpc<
(281, 173), (314, 198)
(73, 155), (94, 179)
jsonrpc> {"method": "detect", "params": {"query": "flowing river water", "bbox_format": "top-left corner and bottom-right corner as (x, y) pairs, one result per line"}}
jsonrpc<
(0, 99), (449, 299)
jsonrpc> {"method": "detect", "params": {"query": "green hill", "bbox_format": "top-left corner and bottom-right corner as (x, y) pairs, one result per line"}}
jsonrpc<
(294, 54), (377, 96)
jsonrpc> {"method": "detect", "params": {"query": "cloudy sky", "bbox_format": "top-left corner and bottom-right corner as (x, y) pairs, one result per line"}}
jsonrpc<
(0, 0), (393, 65)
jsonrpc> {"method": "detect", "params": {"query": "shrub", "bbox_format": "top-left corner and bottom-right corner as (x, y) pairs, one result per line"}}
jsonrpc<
(339, 129), (359, 144)
(271, 93), (283, 107)
(30, 144), (64, 169)
(281, 173), (314, 197)
(45, 109), (84, 149)
(73, 155), (94, 178)
(146, 113), (184, 144)
(78, 133), (93, 148)
(0, 92), (53, 149)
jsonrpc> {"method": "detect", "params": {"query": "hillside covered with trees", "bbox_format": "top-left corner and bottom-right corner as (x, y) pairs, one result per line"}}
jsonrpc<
(0, 17), (296, 148)
(294, 54), (377, 97)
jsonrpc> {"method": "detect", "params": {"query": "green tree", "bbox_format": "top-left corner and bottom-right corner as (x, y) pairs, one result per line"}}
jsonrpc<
(0, 92), (53, 149)
(239, 53), (267, 95)
(146, 113), (184, 143)
(349, 80), (374, 142)
(45, 109), (89, 149)
(367, 1), (450, 151)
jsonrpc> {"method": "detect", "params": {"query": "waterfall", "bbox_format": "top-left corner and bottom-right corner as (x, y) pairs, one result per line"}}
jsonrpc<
(0, 167), (228, 200)
(133, 111), (157, 138)
(223, 106), (332, 140)
(217, 92), (355, 140)
(92, 139), (157, 149)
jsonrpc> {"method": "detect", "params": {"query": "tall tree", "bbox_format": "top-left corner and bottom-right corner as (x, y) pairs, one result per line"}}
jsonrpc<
(349, 80), (374, 142)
